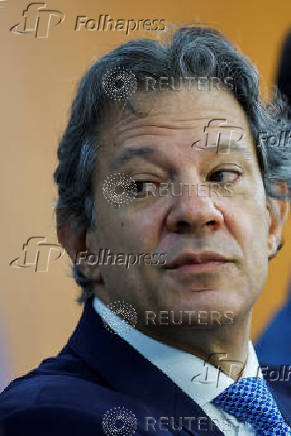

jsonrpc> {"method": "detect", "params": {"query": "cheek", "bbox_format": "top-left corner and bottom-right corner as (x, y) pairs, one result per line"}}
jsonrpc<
(223, 176), (269, 251)
(223, 197), (269, 283)
(98, 204), (163, 252)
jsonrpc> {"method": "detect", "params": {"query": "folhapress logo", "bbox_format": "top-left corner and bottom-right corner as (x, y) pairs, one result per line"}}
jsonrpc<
(10, 2), (65, 38)
(9, 236), (65, 272)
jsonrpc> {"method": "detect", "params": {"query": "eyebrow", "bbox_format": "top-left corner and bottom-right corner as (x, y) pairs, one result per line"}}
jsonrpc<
(110, 147), (155, 170)
(110, 142), (255, 172)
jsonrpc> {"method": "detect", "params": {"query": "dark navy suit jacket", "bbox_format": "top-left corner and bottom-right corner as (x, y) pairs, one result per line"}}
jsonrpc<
(0, 297), (291, 436)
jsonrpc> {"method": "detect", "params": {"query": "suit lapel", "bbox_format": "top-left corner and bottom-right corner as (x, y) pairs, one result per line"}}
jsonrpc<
(64, 298), (224, 436)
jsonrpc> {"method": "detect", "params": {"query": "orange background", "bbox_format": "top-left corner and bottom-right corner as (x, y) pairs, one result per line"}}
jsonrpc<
(1, 0), (290, 384)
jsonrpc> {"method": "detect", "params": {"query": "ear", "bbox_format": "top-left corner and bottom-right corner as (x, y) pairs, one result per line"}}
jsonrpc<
(56, 210), (102, 283)
(267, 196), (289, 258)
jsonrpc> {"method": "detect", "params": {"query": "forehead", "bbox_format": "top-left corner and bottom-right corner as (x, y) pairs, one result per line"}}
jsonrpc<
(99, 88), (255, 163)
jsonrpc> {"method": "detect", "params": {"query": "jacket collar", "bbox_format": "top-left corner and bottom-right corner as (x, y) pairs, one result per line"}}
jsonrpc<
(65, 297), (224, 436)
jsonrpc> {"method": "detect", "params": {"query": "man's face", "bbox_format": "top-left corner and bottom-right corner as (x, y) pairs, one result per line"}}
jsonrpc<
(86, 88), (271, 329)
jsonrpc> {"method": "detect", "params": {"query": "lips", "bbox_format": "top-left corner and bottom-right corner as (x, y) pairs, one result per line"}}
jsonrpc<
(163, 251), (233, 270)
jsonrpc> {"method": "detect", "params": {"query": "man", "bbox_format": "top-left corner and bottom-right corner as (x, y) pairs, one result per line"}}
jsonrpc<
(0, 26), (290, 436)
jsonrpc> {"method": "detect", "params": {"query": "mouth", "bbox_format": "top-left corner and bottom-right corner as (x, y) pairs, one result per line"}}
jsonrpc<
(163, 251), (234, 273)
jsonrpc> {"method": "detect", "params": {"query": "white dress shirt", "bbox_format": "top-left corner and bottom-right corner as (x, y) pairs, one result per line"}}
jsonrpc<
(93, 296), (262, 436)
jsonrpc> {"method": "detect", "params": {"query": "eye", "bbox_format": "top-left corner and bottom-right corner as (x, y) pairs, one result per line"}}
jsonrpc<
(134, 181), (157, 197)
(208, 170), (241, 183)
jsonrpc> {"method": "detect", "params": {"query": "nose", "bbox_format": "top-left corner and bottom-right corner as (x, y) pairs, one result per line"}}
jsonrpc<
(165, 183), (224, 234)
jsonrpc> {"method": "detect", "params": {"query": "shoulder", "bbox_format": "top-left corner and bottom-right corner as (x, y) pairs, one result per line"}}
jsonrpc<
(0, 352), (152, 436)
(0, 352), (108, 411)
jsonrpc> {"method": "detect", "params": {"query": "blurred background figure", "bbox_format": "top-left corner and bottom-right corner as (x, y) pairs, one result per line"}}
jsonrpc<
(0, 351), (10, 392)
(256, 282), (291, 364)
(256, 32), (291, 364)
(0, 324), (11, 392)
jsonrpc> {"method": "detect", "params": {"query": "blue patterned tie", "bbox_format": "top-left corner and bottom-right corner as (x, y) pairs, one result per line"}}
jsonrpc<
(213, 377), (291, 435)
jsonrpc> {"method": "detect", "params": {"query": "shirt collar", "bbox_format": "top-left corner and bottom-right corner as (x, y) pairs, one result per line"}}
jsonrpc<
(93, 296), (262, 408)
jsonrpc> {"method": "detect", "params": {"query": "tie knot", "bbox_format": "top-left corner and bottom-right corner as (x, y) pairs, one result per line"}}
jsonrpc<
(213, 377), (291, 435)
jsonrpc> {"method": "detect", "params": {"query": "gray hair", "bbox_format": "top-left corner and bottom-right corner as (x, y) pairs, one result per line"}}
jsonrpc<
(53, 26), (291, 303)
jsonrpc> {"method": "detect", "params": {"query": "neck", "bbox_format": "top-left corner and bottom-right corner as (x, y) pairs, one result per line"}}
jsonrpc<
(138, 311), (252, 381)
